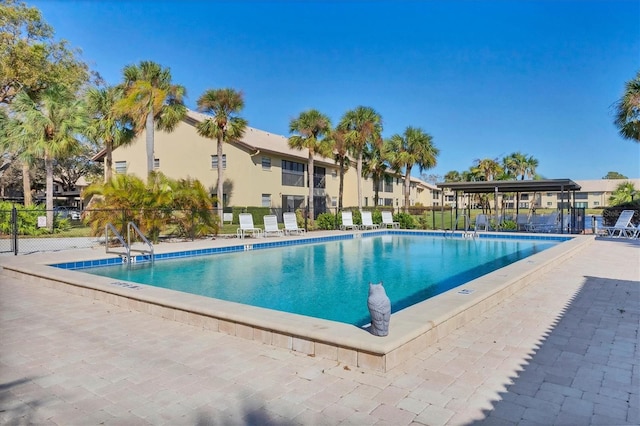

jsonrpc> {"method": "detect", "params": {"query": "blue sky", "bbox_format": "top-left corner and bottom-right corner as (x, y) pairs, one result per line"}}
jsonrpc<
(31, 0), (640, 181)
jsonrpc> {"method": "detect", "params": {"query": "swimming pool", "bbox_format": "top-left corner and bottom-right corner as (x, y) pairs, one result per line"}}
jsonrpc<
(80, 234), (557, 326)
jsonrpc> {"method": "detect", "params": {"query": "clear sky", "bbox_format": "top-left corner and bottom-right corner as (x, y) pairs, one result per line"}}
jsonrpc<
(30, 0), (640, 181)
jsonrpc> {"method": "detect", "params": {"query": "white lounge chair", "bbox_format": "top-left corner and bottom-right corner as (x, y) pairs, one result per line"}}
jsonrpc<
(237, 213), (263, 239)
(360, 211), (379, 230)
(601, 210), (636, 238)
(340, 211), (360, 231)
(283, 212), (305, 235)
(526, 212), (559, 233)
(627, 223), (640, 239)
(263, 215), (283, 237)
(516, 213), (530, 231)
(381, 211), (399, 229)
(223, 212), (233, 224)
(475, 214), (489, 231)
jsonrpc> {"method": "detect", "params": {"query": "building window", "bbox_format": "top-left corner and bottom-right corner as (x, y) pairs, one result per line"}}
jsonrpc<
(261, 194), (271, 207)
(520, 194), (529, 200)
(313, 166), (326, 189)
(262, 156), (271, 170)
(594, 201), (600, 206)
(115, 161), (127, 174)
(282, 160), (304, 187)
(154, 158), (160, 169)
(546, 202), (552, 207)
(331, 169), (337, 179)
(331, 197), (337, 207)
(211, 154), (227, 169)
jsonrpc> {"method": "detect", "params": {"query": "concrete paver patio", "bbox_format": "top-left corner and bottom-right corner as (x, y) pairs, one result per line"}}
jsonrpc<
(1, 237), (638, 425)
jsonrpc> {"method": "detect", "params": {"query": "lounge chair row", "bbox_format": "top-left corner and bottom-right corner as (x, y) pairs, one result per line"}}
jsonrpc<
(339, 211), (399, 230)
(236, 212), (305, 239)
(474, 212), (568, 233)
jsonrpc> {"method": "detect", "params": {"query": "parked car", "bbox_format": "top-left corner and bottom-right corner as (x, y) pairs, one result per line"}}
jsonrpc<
(54, 206), (81, 220)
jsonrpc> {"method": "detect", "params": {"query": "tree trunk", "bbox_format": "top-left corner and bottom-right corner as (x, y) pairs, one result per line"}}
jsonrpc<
(404, 165), (412, 213)
(338, 158), (345, 211)
(105, 140), (113, 182)
(145, 110), (154, 176)
(45, 152), (54, 231)
(22, 161), (32, 206)
(216, 134), (224, 219)
(357, 152), (363, 210)
(307, 153), (314, 224)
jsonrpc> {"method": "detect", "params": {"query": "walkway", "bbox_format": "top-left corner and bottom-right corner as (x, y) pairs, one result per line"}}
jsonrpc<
(1, 238), (638, 425)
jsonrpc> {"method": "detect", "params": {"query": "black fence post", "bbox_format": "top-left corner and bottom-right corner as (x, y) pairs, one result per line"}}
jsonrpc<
(11, 205), (17, 255)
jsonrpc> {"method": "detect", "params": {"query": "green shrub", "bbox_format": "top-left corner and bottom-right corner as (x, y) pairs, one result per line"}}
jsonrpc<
(316, 213), (337, 230)
(501, 219), (517, 231)
(395, 212), (416, 229)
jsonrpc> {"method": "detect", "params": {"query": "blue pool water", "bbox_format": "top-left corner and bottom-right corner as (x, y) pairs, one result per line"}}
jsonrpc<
(82, 234), (558, 326)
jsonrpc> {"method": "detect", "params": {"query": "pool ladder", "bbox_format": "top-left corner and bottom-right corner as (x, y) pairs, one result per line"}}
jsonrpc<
(105, 222), (154, 264)
(445, 214), (477, 239)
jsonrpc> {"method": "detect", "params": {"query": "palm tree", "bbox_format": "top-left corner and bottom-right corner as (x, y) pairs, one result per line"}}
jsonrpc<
(85, 86), (135, 182)
(387, 127), (439, 213)
(444, 170), (462, 182)
(614, 70), (640, 143)
(0, 109), (38, 206)
(288, 109), (332, 223)
(473, 158), (503, 182)
(196, 88), (248, 218)
(338, 106), (383, 210)
(8, 85), (87, 229)
(609, 181), (637, 206)
(362, 141), (389, 208)
(503, 152), (527, 180)
(115, 61), (187, 176)
(524, 155), (539, 179)
(329, 128), (351, 212)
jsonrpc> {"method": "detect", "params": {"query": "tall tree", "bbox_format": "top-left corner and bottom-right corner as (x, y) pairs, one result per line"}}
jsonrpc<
(0, 108), (36, 205)
(387, 127), (439, 213)
(0, 0), (91, 105)
(444, 170), (462, 182)
(338, 106), (383, 210)
(329, 127), (351, 211)
(362, 141), (389, 208)
(288, 109), (332, 223)
(196, 88), (248, 218)
(473, 158), (503, 181)
(8, 85), (87, 229)
(115, 61), (187, 176)
(85, 86), (135, 182)
(614, 70), (640, 143)
(503, 152), (527, 180)
(524, 155), (538, 180)
(603, 171), (628, 179)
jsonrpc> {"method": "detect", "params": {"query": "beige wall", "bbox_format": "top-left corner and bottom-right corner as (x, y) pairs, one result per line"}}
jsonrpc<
(111, 121), (353, 211)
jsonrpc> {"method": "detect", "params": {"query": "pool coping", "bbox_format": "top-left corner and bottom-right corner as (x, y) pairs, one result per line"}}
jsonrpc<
(0, 230), (594, 372)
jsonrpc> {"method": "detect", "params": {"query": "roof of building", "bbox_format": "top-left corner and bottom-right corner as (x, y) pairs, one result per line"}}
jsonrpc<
(436, 179), (582, 193)
(574, 178), (640, 193)
(185, 110), (339, 167)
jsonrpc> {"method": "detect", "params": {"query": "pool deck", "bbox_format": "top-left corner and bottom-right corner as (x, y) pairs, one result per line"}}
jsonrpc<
(1, 232), (639, 424)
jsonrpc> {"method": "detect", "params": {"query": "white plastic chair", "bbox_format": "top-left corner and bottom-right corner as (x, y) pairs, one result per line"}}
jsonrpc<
(360, 211), (379, 230)
(283, 212), (305, 235)
(381, 211), (399, 229)
(340, 211), (360, 231)
(237, 213), (263, 239)
(263, 215), (283, 237)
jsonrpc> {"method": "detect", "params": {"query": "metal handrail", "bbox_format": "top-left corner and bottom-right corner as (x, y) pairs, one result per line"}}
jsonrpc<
(127, 222), (154, 263)
(105, 223), (130, 261)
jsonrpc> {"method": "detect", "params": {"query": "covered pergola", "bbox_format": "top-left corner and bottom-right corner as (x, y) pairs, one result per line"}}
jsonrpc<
(436, 179), (582, 234)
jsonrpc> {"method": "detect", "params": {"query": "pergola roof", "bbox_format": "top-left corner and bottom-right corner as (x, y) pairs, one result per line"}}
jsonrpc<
(436, 179), (581, 194)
